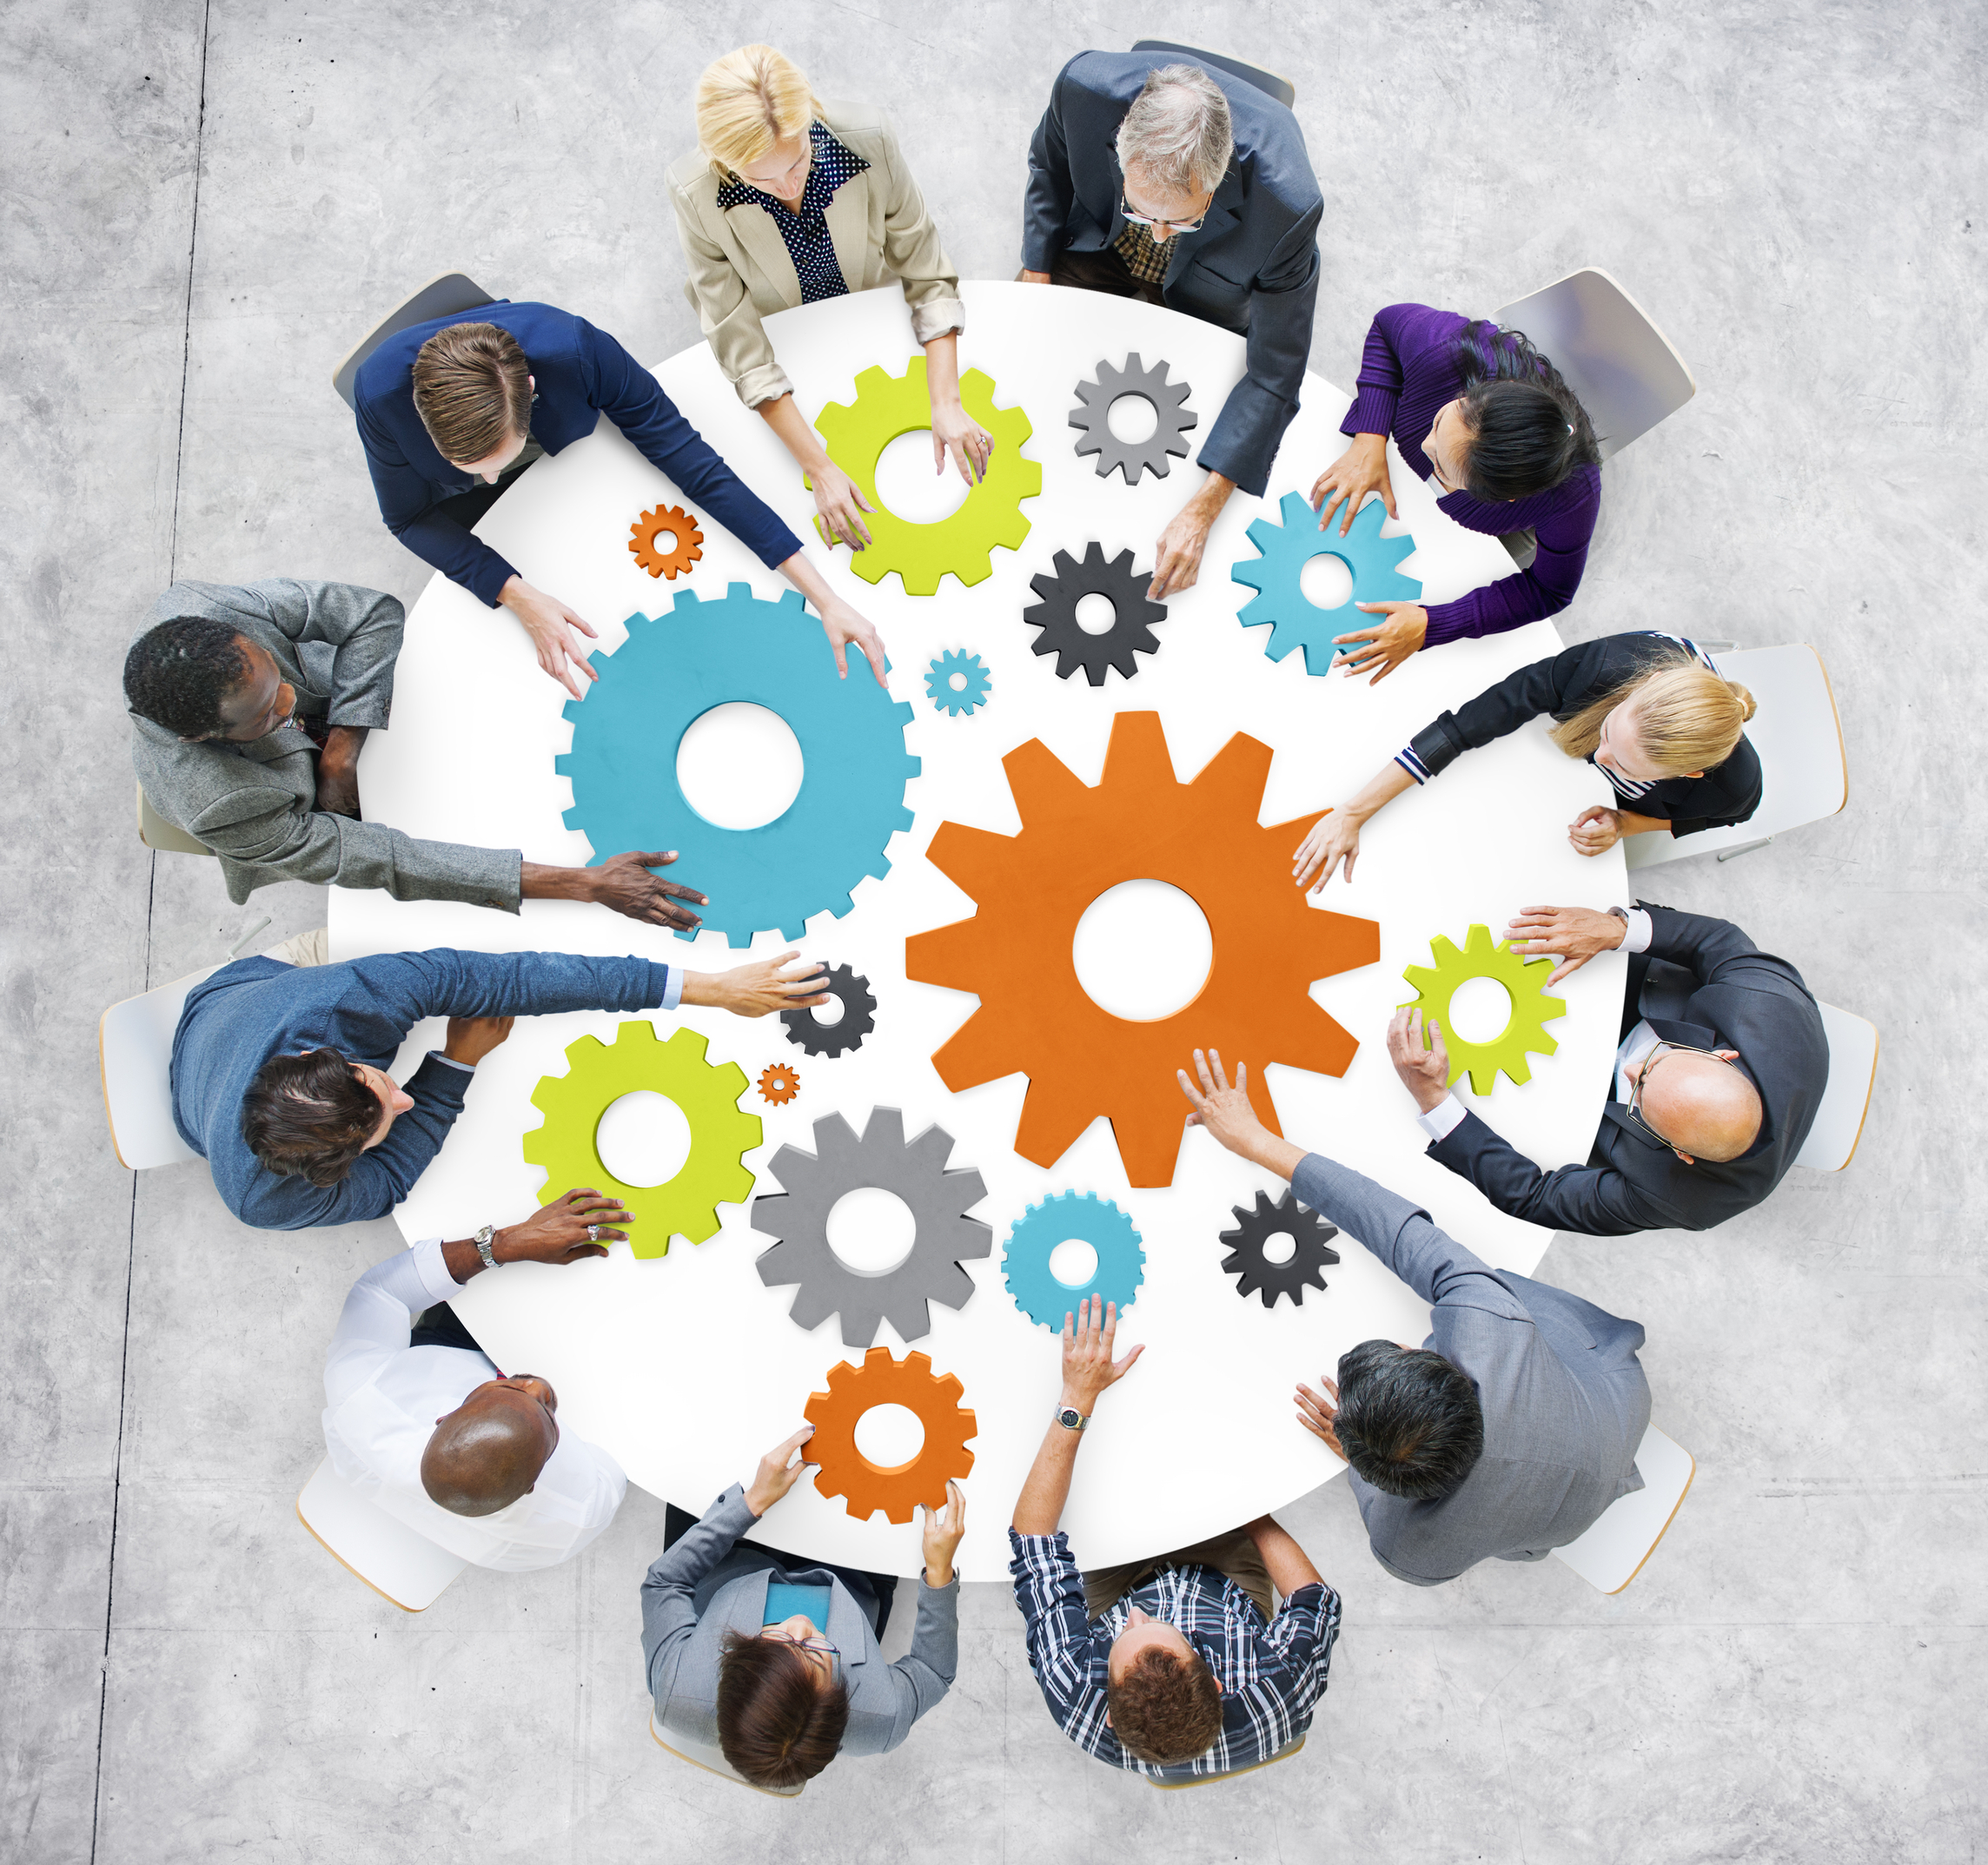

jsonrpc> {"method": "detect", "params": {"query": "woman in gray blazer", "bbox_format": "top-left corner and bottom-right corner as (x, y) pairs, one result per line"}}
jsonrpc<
(667, 43), (991, 552)
(640, 1425), (965, 1789)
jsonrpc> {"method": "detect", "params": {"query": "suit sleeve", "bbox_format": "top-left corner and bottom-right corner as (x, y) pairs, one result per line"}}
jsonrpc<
(1427, 1108), (1673, 1237)
(671, 181), (793, 409)
(1404, 640), (1600, 780)
(1020, 64), (1078, 271)
(355, 394), (520, 608)
(880, 1577), (958, 1748)
(640, 1485), (757, 1703)
(874, 126), (964, 344)
(1636, 903), (1766, 983)
(202, 579), (404, 727)
(341, 949), (681, 1028)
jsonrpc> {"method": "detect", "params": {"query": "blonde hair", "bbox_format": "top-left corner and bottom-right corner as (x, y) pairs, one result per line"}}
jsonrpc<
(697, 44), (818, 179)
(1549, 651), (1757, 774)
(411, 322), (532, 466)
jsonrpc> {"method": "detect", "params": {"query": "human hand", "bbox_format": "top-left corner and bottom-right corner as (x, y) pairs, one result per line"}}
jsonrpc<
(809, 457), (875, 552)
(587, 850), (706, 931)
(920, 1480), (966, 1586)
(1386, 1005), (1453, 1113)
(1291, 809), (1362, 891)
(1149, 497), (1214, 600)
(745, 1425), (817, 1518)
(315, 726), (365, 817)
(1334, 602), (1428, 684)
(499, 577), (600, 699)
(1018, 269), (1052, 285)
(931, 397), (993, 488)
(1176, 1048), (1271, 1160)
(1295, 1374), (1346, 1457)
(815, 592), (888, 684)
(1504, 903), (1627, 988)
(1059, 1293), (1144, 1412)
(1309, 434), (1396, 537)
(494, 1187), (630, 1265)
(443, 1015), (514, 1067)
(704, 951), (832, 1019)
(1568, 805), (1624, 856)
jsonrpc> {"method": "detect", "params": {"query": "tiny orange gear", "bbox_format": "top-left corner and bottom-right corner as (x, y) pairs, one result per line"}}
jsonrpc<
(802, 1347), (977, 1524)
(905, 710), (1380, 1187)
(628, 503), (705, 579)
(758, 1061), (801, 1106)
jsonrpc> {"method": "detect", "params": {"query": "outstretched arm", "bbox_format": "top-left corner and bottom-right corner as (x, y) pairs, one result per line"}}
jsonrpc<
(1011, 1296), (1143, 1537)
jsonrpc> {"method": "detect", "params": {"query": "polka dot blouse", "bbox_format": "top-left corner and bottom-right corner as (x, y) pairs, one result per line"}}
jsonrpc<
(716, 120), (871, 304)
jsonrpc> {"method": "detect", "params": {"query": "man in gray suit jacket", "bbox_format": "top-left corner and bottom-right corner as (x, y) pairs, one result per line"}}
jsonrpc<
(641, 1427), (964, 1789)
(1178, 1052), (1651, 1586)
(124, 578), (708, 928)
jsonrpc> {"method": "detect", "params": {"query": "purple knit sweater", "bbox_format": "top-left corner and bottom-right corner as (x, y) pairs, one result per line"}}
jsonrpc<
(1340, 302), (1602, 646)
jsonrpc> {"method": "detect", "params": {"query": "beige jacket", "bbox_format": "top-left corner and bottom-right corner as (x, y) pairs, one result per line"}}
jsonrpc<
(666, 101), (964, 408)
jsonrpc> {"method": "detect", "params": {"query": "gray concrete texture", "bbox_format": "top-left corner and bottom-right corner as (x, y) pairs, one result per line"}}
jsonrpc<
(3, 0), (1981, 1858)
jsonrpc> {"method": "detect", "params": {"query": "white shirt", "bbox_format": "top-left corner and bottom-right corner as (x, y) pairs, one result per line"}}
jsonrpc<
(321, 1238), (626, 1571)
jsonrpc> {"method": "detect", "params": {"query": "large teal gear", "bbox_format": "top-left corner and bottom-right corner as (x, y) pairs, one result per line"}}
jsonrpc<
(555, 584), (919, 947)
(1401, 923), (1567, 1095)
(520, 1022), (760, 1260)
(1231, 492), (1421, 675)
(1002, 1191), (1145, 1331)
(812, 354), (1042, 595)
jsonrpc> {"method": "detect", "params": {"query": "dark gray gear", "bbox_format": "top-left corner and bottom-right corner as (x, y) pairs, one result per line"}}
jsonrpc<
(1021, 543), (1168, 686)
(752, 1106), (992, 1346)
(1069, 353), (1198, 483)
(1218, 1188), (1341, 1309)
(780, 963), (875, 1058)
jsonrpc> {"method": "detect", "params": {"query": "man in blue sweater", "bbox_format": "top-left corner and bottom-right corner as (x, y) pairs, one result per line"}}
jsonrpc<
(173, 944), (826, 1231)
(354, 301), (886, 694)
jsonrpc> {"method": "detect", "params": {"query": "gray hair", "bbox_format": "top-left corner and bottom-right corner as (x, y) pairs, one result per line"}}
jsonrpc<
(1115, 64), (1233, 199)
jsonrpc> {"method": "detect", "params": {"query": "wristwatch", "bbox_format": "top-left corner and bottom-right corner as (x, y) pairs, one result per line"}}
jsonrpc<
(473, 1224), (500, 1272)
(1053, 1405), (1088, 1432)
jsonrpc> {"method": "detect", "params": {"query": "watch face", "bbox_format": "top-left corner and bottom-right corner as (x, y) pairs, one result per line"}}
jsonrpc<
(1057, 1406), (1083, 1429)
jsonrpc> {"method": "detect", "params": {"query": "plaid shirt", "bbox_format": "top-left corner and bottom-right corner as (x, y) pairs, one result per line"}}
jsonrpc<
(1008, 1530), (1341, 1781)
(1112, 216), (1172, 287)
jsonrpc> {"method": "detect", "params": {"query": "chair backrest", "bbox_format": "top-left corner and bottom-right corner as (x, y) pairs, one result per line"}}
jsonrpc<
(1147, 1734), (1306, 1789)
(1625, 643), (1848, 870)
(137, 782), (215, 857)
(1130, 39), (1296, 109)
(1793, 1002), (1879, 1172)
(1551, 1423), (1693, 1594)
(331, 270), (497, 410)
(1491, 267), (1695, 460)
(296, 1458), (467, 1612)
(650, 1711), (805, 1796)
(99, 963), (222, 1169)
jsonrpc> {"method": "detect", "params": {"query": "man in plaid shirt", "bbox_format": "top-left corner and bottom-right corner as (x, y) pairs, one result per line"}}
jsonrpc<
(1007, 1296), (1342, 1779)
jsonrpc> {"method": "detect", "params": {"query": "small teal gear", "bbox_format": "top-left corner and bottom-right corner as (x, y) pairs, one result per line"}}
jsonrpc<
(556, 583), (919, 947)
(1231, 492), (1421, 675)
(924, 650), (991, 718)
(1002, 1191), (1145, 1330)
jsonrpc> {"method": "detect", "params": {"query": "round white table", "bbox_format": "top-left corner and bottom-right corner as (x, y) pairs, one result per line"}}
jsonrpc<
(330, 282), (1627, 1575)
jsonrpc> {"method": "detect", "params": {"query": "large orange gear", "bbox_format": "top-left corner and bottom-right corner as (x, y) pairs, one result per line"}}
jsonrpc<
(905, 711), (1380, 1187)
(628, 502), (705, 579)
(802, 1348), (977, 1524)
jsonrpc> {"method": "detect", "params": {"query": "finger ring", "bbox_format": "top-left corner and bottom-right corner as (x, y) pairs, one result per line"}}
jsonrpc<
(586, 1225), (600, 1241)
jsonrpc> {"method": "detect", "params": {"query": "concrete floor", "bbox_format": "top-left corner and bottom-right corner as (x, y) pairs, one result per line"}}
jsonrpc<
(4, 0), (1983, 1859)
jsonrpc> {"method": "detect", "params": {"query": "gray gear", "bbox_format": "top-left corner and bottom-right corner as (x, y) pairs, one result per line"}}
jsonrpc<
(1069, 354), (1198, 484)
(752, 1106), (991, 1347)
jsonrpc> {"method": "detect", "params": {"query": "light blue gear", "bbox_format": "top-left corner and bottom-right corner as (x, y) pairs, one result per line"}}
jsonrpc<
(1002, 1191), (1146, 1331)
(1231, 491), (1422, 675)
(924, 650), (991, 718)
(556, 583), (919, 948)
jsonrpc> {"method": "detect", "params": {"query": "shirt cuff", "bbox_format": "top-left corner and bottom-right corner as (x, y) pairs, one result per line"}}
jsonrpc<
(1613, 907), (1653, 953)
(1416, 1094), (1468, 1144)
(1395, 744), (1433, 784)
(1340, 387), (1399, 440)
(408, 1233), (471, 1303)
(662, 966), (684, 1012)
(428, 1051), (474, 1074)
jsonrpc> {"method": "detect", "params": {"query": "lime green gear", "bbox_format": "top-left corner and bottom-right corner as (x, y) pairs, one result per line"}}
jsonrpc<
(520, 1022), (760, 1259)
(811, 354), (1042, 595)
(1401, 923), (1567, 1095)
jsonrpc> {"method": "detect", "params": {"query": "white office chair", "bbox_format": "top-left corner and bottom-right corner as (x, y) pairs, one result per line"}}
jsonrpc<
(1625, 643), (1848, 869)
(99, 964), (223, 1168)
(296, 1458), (468, 1612)
(136, 783), (214, 857)
(1552, 1423), (1694, 1594)
(649, 1710), (805, 1797)
(1793, 1002), (1879, 1172)
(332, 270), (497, 409)
(1494, 267), (1696, 460)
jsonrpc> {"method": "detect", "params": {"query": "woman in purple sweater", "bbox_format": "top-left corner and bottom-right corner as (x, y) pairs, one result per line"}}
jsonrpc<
(1310, 303), (1602, 683)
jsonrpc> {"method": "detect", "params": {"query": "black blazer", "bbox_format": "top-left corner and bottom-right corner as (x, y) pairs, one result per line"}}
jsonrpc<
(1407, 633), (1762, 838)
(1021, 50), (1322, 496)
(1428, 905), (1828, 1235)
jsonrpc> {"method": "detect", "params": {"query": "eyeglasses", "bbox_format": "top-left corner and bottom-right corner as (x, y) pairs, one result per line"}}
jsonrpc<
(1625, 1041), (1737, 1146)
(764, 1627), (841, 1682)
(1119, 191), (1205, 235)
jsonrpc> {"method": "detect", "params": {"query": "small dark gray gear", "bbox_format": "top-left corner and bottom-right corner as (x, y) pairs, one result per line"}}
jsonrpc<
(752, 1107), (992, 1346)
(1069, 354), (1197, 483)
(780, 963), (876, 1058)
(1218, 1188), (1341, 1309)
(1021, 543), (1168, 686)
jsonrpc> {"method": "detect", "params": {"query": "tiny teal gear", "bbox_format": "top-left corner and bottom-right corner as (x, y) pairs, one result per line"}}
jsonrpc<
(556, 583), (919, 948)
(924, 650), (991, 718)
(1231, 492), (1421, 675)
(1002, 1191), (1145, 1331)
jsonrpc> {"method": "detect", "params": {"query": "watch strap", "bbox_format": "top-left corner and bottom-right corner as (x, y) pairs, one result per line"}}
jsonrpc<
(474, 1223), (499, 1272)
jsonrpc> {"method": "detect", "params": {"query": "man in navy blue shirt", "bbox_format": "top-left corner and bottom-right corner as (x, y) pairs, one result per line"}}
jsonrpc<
(353, 301), (886, 694)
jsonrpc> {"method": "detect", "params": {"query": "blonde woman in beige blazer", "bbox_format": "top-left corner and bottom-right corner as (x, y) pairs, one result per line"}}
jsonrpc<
(668, 46), (991, 551)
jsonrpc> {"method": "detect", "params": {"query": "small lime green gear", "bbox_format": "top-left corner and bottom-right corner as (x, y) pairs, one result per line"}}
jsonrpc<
(520, 1022), (760, 1259)
(811, 354), (1041, 595)
(1401, 924), (1567, 1095)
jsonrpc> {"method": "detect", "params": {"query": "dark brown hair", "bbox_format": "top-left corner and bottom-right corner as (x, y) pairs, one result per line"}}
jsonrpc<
(1107, 1646), (1223, 1764)
(411, 321), (532, 466)
(239, 1048), (381, 1187)
(715, 1631), (849, 1787)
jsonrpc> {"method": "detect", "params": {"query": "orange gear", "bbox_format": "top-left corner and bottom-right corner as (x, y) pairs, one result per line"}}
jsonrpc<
(905, 710), (1380, 1187)
(757, 1061), (801, 1106)
(802, 1347), (977, 1524)
(628, 503), (705, 579)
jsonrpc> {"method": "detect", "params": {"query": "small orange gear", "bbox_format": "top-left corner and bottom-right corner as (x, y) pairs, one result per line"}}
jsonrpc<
(905, 711), (1380, 1187)
(628, 503), (705, 579)
(802, 1348), (977, 1524)
(758, 1061), (801, 1106)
